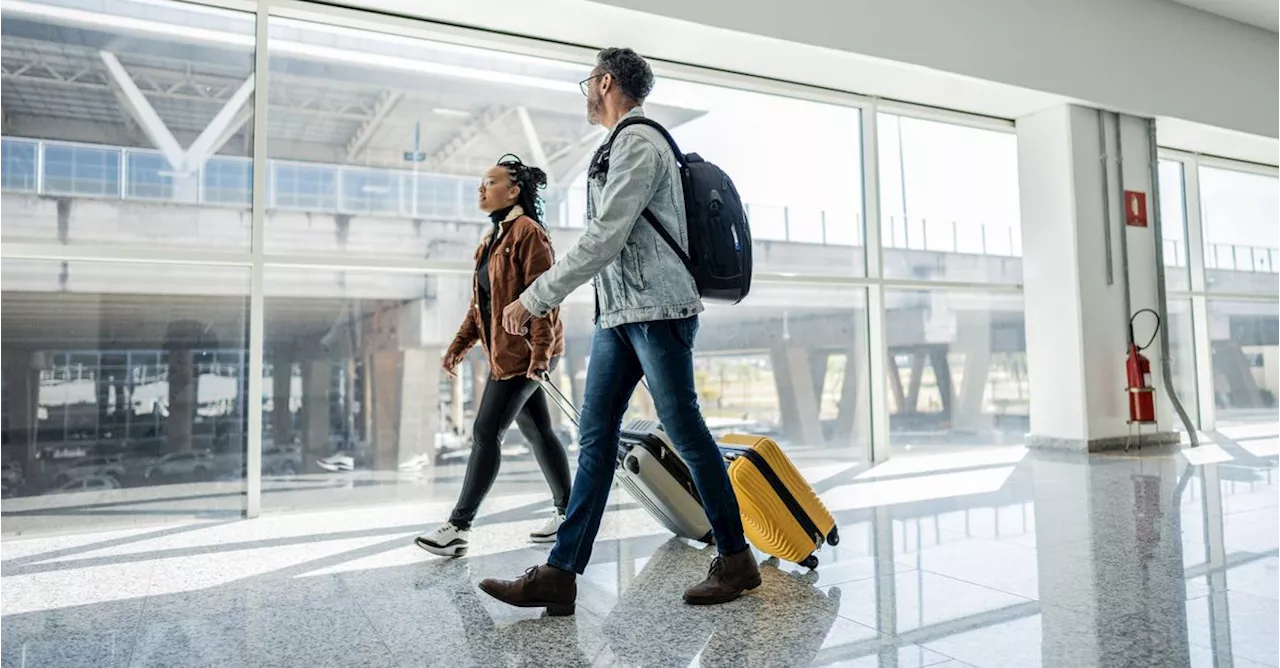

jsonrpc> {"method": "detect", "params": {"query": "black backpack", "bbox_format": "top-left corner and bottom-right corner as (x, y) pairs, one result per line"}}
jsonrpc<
(599, 117), (753, 305)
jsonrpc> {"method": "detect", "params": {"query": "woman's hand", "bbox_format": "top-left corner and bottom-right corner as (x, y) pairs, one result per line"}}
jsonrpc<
(527, 361), (549, 381)
(442, 352), (463, 379)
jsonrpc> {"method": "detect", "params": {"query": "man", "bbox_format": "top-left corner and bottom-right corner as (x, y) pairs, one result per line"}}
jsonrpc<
(479, 47), (760, 616)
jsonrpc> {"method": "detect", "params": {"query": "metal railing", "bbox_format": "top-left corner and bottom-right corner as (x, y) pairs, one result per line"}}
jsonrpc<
(1163, 238), (1279, 274)
(879, 215), (1022, 257)
(0, 137), (1023, 257)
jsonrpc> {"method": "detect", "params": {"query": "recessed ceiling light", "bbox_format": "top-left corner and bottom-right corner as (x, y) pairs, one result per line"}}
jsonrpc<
(432, 108), (471, 118)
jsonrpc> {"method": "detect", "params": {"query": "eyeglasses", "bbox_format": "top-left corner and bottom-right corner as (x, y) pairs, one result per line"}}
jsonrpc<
(579, 73), (605, 96)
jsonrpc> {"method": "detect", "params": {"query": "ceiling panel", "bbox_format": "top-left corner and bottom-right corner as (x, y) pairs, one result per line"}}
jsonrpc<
(1171, 0), (1278, 31)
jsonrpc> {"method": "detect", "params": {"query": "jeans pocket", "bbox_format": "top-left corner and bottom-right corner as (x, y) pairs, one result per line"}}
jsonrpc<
(672, 316), (698, 350)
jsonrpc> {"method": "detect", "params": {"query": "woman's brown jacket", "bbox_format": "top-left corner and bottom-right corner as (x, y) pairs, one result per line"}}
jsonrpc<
(445, 206), (565, 380)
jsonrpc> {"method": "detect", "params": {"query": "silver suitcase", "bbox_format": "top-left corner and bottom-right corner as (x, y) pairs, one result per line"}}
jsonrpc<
(538, 374), (713, 543)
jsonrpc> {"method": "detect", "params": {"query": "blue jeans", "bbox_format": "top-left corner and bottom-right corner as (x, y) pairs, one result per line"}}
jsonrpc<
(547, 316), (748, 574)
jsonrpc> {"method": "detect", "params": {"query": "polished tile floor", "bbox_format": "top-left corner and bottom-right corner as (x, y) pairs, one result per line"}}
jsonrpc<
(2, 436), (1276, 667)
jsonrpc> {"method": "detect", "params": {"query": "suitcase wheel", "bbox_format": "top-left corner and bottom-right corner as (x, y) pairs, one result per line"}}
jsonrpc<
(800, 555), (819, 570)
(827, 526), (840, 546)
(624, 456), (640, 475)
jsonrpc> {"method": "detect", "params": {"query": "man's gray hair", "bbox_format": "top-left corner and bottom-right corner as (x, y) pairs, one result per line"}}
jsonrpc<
(597, 47), (654, 102)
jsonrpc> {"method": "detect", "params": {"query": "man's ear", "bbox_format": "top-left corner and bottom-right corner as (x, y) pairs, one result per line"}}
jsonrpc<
(600, 72), (613, 95)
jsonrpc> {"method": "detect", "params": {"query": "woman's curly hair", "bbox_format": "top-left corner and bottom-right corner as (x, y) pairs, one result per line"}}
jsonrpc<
(496, 154), (548, 224)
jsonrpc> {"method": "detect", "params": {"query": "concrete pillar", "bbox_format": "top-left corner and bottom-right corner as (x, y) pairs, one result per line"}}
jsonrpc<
(363, 346), (442, 470)
(845, 308), (875, 453)
(770, 346), (824, 447)
(300, 359), (332, 473)
(369, 350), (401, 471)
(271, 350), (295, 447)
(904, 352), (926, 414)
(163, 320), (217, 454)
(3, 351), (41, 466)
(1031, 456), (1190, 666)
(953, 311), (993, 434)
(928, 346), (954, 423)
(397, 347), (441, 467)
(886, 350), (908, 414)
(95, 355), (112, 438)
(165, 349), (195, 453)
(832, 351), (859, 443)
(809, 350), (830, 408)
(1018, 106), (1177, 451)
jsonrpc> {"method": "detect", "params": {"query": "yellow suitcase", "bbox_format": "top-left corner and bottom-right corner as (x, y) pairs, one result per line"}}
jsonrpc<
(719, 434), (838, 569)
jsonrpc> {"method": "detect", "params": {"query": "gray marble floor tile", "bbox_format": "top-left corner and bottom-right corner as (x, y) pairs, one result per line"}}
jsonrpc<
(349, 565), (612, 667)
(1, 595), (146, 640)
(814, 618), (955, 666)
(0, 627), (137, 668)
(1222, 555), (1280, 599)
(3, 447), (1277, 668)
(916, 608), (1044, 668)
(1185, 590), (1280, 668)
(1188, 642), (1275, 668)
(140, 572), (354, 624)
(126, 598), (394, 668)
(823, 569), (1035, 636)
(897, 534), (1041, 601)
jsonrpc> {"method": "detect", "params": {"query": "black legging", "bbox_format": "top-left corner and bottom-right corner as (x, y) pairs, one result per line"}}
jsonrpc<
(449, 376), (571, 529)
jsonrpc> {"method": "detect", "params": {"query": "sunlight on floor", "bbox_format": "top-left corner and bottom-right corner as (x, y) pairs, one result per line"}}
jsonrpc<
(1181, 444), (1235, 466)
(855, 446), (1027, 480)
(825, 466), (1017, 512)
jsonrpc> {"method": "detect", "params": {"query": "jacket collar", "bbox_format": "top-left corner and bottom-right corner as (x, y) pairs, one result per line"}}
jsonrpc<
(500, 205), (524, 225)
(610, 106), (645, 130)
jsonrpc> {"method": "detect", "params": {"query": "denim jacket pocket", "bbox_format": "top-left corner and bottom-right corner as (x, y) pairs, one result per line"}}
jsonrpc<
(622, 240), (647, 291)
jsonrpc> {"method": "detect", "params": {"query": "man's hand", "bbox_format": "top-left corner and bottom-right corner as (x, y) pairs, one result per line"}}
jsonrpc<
(502, 300), (532, 336)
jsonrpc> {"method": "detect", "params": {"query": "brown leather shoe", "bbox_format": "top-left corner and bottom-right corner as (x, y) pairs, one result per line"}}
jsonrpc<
(478, 565), (577, 616)
(683, 549), (762, 605)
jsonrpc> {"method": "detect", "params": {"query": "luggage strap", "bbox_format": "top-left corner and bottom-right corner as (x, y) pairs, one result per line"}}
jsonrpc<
(730, 446), (823, 547)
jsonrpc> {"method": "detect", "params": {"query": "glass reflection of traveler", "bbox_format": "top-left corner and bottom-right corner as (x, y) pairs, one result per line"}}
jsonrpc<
(415, 156), (571, 558)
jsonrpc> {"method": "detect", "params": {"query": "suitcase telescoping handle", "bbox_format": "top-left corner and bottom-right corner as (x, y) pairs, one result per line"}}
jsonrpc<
(536, 370), (581, 426)
(535, 371), (651, 428)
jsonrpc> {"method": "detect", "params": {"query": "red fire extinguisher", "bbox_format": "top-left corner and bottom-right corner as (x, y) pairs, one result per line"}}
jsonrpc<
(1126, 309), (1161, 424)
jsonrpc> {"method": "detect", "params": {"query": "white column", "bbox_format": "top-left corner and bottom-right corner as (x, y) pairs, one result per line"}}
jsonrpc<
(953, 310), (993, 434)
(1018, 105), (1178, 451)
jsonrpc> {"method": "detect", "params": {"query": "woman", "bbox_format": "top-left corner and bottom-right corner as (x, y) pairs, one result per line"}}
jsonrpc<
(415, 156), (571, 558)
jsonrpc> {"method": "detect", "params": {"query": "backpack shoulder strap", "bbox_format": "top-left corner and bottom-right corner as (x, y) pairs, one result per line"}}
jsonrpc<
(641, 210), (693, 271)
(601, 116), (695, 273)
(610, 117), (686, 167)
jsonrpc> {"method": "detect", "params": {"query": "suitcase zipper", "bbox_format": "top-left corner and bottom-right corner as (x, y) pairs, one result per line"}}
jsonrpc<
(731, 447), (824, 548)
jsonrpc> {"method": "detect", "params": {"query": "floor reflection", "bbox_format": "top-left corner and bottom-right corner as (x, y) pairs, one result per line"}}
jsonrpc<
(1, 443), (1275, 667)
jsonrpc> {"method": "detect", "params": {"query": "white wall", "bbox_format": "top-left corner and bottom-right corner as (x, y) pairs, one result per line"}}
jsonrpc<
(589, 0), (1277, 140)
(1020, 105), (1182, 446)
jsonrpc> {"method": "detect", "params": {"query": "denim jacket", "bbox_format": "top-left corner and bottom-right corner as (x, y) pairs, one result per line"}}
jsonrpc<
(521, 107), (703, 329)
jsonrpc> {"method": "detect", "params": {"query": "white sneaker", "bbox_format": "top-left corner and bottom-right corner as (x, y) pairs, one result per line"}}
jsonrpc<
(414, 523), (470, 557)
(316, 454), (354, 472)
(530, 511), (566, 543)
